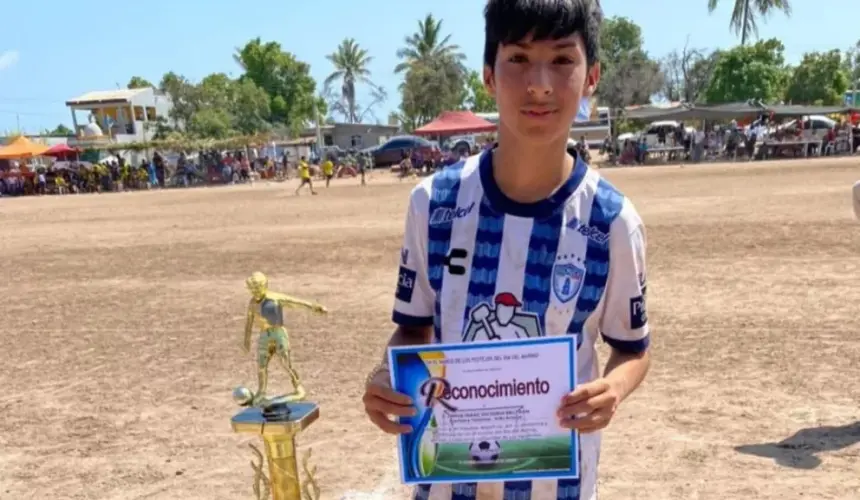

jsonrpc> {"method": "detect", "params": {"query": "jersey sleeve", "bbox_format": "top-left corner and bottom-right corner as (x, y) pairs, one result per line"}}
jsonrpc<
(599, 198), (650, 353)
(391, 183), (435, 327)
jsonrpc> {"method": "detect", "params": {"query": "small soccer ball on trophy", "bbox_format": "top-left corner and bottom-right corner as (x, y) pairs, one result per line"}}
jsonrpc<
(233, 386), (254, 406)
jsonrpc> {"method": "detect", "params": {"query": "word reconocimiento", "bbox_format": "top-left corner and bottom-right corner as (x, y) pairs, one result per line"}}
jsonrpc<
(420, 376), (550, 410)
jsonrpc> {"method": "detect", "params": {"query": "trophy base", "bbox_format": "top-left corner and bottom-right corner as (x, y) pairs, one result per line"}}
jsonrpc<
(232, 402), (320, 500)
(231, 401), (319, 435)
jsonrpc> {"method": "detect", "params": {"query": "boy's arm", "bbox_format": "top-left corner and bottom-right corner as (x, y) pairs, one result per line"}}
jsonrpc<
(390, 183), (435, 330)
(598, 201), (650, 401)
(557, 200), (650, 432)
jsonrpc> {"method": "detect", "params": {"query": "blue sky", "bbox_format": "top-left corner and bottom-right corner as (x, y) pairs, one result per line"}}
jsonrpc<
(0, 0), (856, 133)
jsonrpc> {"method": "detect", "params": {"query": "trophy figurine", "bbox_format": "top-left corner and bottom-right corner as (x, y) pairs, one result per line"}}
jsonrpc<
(231, 271), (327, 500)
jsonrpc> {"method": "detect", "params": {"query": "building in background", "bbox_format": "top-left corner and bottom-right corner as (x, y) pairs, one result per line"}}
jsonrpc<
(301, 122), (399, 154)
(65, 88), (173, 147)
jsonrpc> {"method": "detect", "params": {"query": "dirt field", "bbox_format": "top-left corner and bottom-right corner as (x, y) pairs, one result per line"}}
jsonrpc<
(1, 158), (858, 500)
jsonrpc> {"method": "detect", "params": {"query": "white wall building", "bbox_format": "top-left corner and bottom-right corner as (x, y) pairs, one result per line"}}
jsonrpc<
(65, 88), (173, 147)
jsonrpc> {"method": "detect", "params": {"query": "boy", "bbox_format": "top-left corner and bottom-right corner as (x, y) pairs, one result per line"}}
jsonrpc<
(362, 1), (651, 499)
(295, 156), (317, 195)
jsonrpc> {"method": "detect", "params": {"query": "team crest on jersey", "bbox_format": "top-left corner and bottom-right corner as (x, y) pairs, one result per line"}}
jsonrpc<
(552, 263), (585, 303)
(461, 292), (543, 342)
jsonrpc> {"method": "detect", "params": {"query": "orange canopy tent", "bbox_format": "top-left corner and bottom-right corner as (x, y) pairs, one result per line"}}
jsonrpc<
(413, 110), (497, 136)
(0, 136), (50, 159)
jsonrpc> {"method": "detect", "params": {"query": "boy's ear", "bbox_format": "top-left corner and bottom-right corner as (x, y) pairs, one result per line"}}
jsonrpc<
(483, 65), (496, 97)
(582, 62), (601, 98)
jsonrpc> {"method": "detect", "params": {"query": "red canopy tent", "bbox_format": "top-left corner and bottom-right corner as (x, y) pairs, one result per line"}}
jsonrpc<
(43, 143), (80, 160)
(414, 110), (497, 136)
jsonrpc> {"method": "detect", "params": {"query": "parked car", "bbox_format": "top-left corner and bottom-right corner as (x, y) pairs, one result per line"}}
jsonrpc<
(372, 135), (440, 167)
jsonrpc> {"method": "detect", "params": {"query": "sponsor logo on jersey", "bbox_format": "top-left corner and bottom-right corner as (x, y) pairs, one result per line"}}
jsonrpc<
(629, 295), (647, 329)
(444, 248), (468, 275)
(552, 263), (585, 303)
(429, 202), (475, 226)
(396, 266), (416, 303)
(567, 217), (609, 245)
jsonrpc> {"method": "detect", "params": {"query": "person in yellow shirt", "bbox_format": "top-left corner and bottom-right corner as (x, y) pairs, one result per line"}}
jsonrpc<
(295, 156), (317, 196)
(321, 157), (335, 188)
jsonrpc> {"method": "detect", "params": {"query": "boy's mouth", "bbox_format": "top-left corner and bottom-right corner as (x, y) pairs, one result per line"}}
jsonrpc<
(521, 108), (557, 118)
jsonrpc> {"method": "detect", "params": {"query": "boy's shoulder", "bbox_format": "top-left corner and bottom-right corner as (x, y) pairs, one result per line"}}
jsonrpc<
(408, 154), (483, 205)
(581, 166), (643, 234)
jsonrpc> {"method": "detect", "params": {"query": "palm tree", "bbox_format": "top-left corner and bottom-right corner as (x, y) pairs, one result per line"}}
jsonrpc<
(708, 0), (791, 45)
(324, 38), (375, 123)
(395, 14), (466, 73)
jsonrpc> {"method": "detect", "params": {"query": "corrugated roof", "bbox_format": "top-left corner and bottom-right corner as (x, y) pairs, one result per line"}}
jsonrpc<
(66, 88), (149, 105)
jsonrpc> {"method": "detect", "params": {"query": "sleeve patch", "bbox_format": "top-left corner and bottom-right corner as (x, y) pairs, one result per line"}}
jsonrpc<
(629, 295), (647, 329)
(395, 266), (417, 303)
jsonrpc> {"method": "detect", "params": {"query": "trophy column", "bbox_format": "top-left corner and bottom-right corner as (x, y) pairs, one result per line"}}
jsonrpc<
(231, 402), (320, 500)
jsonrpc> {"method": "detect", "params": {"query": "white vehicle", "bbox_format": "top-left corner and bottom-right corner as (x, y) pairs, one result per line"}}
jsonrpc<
(746, 115), (835, 141)
(641, 120), (696, 147)
(469, 440), (501, 465)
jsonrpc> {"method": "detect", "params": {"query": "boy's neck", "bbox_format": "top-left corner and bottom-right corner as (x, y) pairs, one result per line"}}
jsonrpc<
(493, 131), (574, 204)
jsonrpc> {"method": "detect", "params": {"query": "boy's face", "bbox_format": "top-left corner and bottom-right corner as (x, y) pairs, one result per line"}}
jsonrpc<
(485, 33), (600, 145)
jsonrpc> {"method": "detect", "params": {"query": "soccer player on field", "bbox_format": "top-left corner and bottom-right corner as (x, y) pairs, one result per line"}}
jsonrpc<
(295, 156), (317, 196)
(361, 1), (651, 499)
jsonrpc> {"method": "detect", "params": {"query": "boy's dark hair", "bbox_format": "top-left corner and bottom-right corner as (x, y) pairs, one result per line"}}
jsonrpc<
(483, 0), (603, 69)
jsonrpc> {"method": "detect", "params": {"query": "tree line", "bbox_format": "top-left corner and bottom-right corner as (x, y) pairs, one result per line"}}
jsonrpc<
(54, 1), (856, 140)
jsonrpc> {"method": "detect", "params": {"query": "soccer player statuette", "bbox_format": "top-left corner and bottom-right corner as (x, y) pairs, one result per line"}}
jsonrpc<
(231, 272), (327, 500)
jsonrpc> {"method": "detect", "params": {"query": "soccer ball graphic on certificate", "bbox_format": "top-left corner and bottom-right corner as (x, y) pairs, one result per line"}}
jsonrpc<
(469, 440), (501, 465)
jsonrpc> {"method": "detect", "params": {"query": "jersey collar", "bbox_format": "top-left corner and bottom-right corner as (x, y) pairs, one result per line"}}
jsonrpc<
(478, 147), (588, 219)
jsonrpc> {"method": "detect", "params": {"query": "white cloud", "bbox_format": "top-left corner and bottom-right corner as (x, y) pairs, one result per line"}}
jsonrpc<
(0, 50), (19, 71)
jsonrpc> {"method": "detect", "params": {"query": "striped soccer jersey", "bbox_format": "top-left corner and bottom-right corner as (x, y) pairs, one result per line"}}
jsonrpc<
(392, 150), (650, 500)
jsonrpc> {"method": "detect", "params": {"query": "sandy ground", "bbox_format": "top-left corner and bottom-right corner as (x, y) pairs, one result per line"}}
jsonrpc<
(1, 157), (859, 500)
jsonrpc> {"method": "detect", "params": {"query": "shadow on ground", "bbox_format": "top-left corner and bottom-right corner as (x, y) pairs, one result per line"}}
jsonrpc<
(735, 421), (860, 469)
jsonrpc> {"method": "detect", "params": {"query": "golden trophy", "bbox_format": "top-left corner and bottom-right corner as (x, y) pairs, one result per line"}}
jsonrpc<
(231, 272), (327, 500)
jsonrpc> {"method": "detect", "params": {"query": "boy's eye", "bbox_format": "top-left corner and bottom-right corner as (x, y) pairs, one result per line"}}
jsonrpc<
(508, 54), (528, 63)
(553, 56), (574, 64)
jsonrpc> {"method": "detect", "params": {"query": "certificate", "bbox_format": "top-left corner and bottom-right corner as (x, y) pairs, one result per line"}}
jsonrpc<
(388, 336), (578, 485)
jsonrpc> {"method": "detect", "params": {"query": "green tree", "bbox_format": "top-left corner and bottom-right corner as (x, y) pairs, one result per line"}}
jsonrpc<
(396, 14), (467, 130)
(189, 108), (233, 139)
(598, 17), (664, 110)
(785, 50), (849, 105)
(158, 72), (200, 128)
(464, 70), (496, 112)
(704, 38), (789, 103)
(232, 79), (272, 134)
(234, 38), (318, 133)
(198, 73), (234, 111)
(395, 14), (465, 73)
(707, 0), (791, 45)
(324, 38), (379, 123)
(661, 45), (720, 103)
(48, 124), (74, 136)
(842, 41), (860, 94)
(127, 76), (154, 89)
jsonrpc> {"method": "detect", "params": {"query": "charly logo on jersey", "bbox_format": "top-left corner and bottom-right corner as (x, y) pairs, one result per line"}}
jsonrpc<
(567, 217), (609, 245)
(462, 292), (543, 342)
(429, 202), (475, 226)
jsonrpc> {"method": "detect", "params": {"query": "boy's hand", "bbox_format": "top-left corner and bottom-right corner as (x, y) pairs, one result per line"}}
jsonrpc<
(363, 367), (416, 435)
(557, 378), (621, 433)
